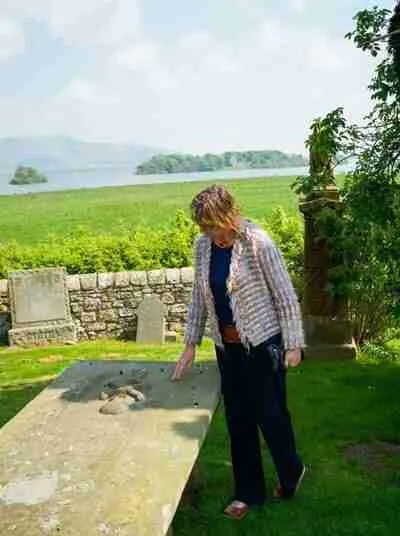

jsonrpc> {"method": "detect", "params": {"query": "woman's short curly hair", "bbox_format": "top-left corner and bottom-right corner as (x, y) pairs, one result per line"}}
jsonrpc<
(190, 184), (241, 232)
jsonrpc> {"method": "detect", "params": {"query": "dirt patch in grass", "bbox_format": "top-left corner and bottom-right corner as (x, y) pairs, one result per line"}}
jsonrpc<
(341, 441), (400, 474)
(38, 354), (66, 364)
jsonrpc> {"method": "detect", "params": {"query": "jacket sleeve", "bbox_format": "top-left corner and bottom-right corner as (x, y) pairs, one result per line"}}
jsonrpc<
(183, 237), (208, 346)
(258, 235), (306, 350)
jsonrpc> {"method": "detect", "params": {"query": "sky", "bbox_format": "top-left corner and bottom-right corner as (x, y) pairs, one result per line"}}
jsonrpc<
(0, 0), (394, 154)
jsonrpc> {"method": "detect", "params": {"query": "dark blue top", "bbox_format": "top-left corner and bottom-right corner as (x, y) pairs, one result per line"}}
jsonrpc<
(209, 242), (234, 325)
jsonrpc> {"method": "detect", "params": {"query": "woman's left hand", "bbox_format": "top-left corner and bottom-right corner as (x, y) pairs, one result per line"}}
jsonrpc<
(284, 348), (302, 368)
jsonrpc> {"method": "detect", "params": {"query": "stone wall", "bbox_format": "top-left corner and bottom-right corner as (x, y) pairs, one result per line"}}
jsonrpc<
(0, 267), (195, 344)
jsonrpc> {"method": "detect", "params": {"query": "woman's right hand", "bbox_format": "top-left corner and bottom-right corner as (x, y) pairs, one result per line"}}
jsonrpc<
(171, 344), (196, 381)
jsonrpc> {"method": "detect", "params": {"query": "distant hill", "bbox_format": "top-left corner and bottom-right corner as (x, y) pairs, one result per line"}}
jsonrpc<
(0, 136), (159, 172)
(136, 150), (307, 175)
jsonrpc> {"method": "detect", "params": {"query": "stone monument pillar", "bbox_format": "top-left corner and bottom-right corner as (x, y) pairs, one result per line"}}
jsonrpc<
(299, 185), (356, 358)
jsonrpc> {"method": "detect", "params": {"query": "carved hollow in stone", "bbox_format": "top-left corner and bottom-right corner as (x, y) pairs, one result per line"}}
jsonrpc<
(98, 373), (147, 414)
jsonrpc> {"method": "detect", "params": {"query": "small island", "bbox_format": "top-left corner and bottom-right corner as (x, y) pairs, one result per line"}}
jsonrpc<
(136, 150), (307, 175)
(10, 165), (48, 185)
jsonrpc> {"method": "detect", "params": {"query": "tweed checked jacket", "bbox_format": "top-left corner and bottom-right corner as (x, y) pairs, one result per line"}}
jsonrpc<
(184, 217), (305, 351)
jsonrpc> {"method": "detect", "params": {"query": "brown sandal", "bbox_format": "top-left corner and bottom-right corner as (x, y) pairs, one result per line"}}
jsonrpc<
(273, 465), (306, 500)
(223, 500), (250, 520)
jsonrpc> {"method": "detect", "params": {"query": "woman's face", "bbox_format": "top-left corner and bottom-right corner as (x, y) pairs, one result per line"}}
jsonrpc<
(202, 226), (236, 249)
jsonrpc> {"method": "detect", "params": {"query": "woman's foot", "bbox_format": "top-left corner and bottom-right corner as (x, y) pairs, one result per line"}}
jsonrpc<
(223, 500), (250, 520)
(273, 464), (306, 500)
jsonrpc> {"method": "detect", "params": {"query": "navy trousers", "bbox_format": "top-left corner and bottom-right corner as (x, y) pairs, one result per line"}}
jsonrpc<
(215, 332), (303, 505)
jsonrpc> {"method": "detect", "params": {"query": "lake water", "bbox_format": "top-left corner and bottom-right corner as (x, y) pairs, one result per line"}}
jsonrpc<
(0, 164), (354, 196)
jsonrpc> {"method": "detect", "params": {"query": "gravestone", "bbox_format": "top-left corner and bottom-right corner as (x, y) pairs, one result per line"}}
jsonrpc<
(8, 268), (77, 346)
(136, 295), (165, 344)
(0, 360), (220, 536)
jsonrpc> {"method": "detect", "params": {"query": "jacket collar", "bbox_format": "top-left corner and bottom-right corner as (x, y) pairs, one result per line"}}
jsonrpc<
(238, 216), (251, 239)
(201, 217), (251, 292)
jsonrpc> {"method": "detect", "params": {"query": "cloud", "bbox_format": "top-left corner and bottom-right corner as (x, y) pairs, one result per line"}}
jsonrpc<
(250, 17), (361, 75)
(290, 0), (306, 13)
(3, 0), (141, 46)
(256, 19), (286, 56)
(93, 0), (141, 46)
(57, 78), (119, 105)
(179, 31), (215, 56)
(0, 2), (377, 153)
(305, 34), (349, 73)
(41, 17), (372, 151)
(113, 41), (158, 70)
(178, 31), (240, 74)
(0, 18), (25, 61)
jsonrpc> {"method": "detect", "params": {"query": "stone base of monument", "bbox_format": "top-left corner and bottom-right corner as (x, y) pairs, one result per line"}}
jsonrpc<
(0, 360), (220, 536)
(8, 321), (77, 346)
(304, 315), (356, 359)
(304, 343), (356, 359)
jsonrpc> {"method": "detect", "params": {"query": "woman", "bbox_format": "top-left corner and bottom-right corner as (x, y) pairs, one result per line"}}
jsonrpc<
(172, 184), (306, 520)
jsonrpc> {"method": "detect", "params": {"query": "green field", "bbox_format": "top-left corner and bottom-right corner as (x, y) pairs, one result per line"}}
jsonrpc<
(1, 174), (399, 534)
(0, 177), (302, 245)
(1, 340), (399, 535)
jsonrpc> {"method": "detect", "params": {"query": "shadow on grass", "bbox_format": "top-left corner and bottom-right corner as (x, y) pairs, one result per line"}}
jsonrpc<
(0, 380), (50, 428)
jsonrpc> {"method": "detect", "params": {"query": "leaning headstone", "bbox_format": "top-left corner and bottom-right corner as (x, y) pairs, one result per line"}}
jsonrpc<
(8, 267), (77, 346)
(0, 360), (220, 536)
(136, 295), (165, 344)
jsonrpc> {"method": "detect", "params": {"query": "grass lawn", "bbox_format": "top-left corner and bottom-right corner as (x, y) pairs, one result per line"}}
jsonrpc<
(1, 339), (399, 535)
(0, 175), (329, 245)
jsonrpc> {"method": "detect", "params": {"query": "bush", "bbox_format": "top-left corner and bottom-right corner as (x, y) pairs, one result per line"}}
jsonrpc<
(359, 341), (399, 363)
(259, 208), (304, 298)
(315, 206), (400, 347)
(0, 210), (198, 277)
(0, 208), (304, 288)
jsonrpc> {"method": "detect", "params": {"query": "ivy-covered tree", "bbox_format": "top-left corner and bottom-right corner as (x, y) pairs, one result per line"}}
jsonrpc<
(341, 2), (400, 343)
(294, 3), (400, 345)
(291, 107), (354, 197)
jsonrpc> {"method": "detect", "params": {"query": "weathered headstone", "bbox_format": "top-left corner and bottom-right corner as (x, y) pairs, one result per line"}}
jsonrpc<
(8, 267), (77, 346)
(0, 360), (220, 536)
(136, 295), (165, 344)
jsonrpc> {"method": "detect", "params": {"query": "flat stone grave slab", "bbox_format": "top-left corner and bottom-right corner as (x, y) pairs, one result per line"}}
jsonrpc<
(0, 360), (220, 536)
